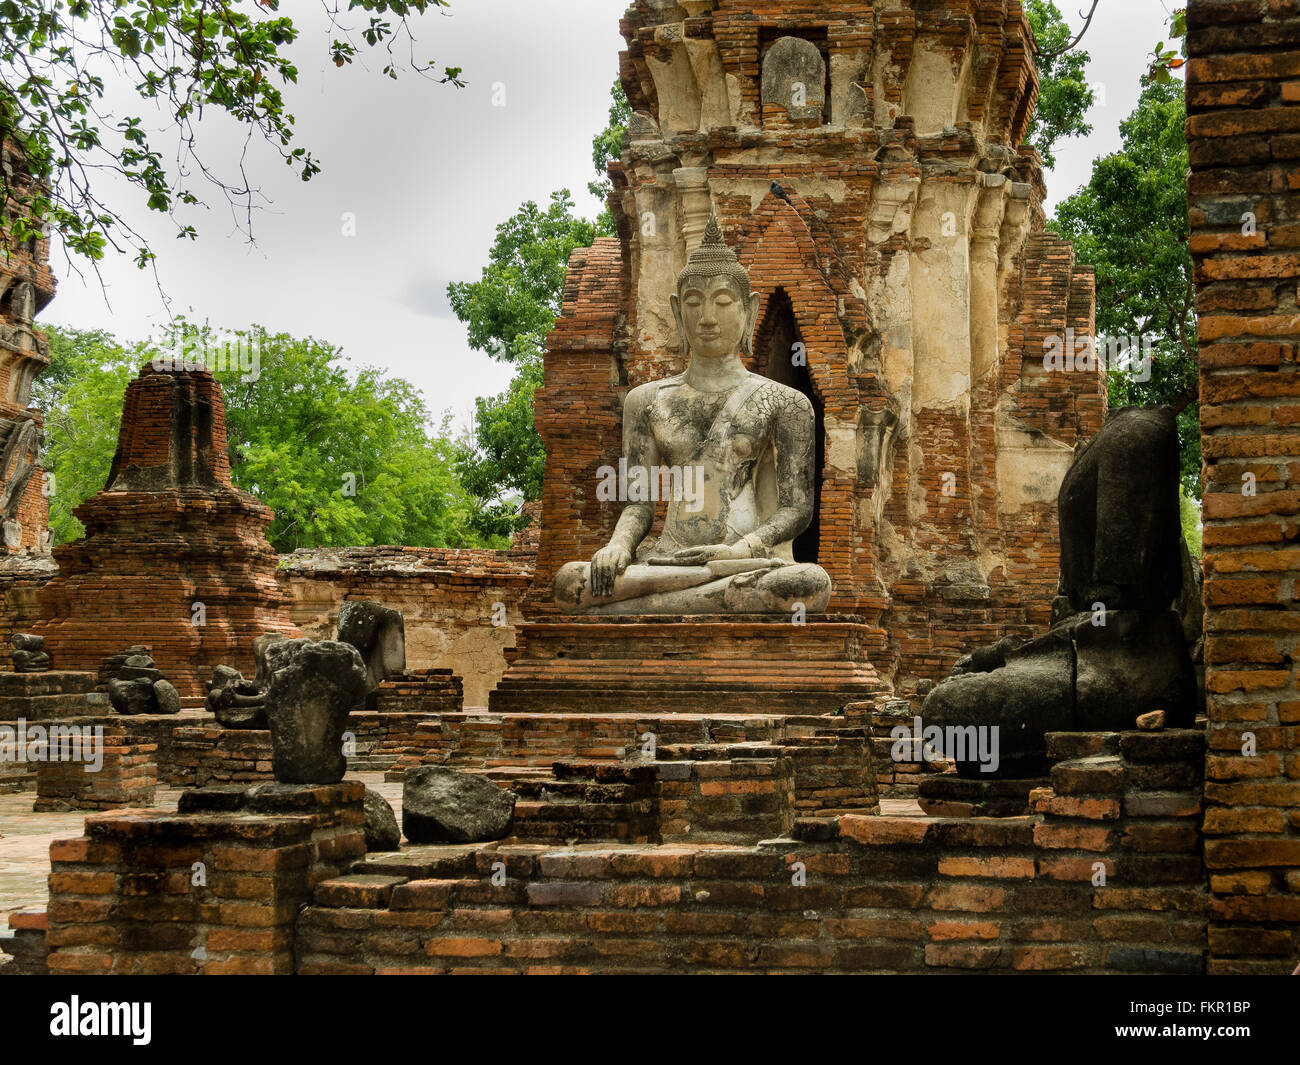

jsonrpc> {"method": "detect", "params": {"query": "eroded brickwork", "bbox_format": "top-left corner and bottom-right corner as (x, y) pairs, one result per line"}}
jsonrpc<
(295, 729), (1206, 974)
(284, 546), (531, 707)
(0, 138), (56, 556)
(33, 364), (296, 697)
(529, 1), (1106, 691)
(43, 782), (365, 975)
(33, 728), (156, 812)
(1186, 0), (1300, 975)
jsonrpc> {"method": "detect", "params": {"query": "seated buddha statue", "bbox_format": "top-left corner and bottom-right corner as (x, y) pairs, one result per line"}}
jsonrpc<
(553, 216), (831, 615)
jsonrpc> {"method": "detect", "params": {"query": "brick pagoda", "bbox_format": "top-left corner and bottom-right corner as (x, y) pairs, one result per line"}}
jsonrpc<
(514, 0), (1105, 704)
(32, 363), (296, 697)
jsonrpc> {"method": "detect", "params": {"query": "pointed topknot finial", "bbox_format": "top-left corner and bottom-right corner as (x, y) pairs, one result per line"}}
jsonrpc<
(702, 213), (725, 246)
(676, 211), (751, 297)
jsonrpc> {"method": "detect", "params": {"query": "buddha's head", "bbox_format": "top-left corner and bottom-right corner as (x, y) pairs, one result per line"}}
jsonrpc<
(671, 215), (761, 362)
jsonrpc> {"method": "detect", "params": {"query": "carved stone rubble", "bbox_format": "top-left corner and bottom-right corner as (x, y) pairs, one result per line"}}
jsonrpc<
(262, 638), (367, 785)
(336, 599), (406, 707)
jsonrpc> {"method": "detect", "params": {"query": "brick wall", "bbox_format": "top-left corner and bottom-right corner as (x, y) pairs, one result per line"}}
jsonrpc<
(283, 546), (532, 707)
(1187, 0), (1300, 975)
(297, 728), (1206, 974)
(33, 727), (156, 811)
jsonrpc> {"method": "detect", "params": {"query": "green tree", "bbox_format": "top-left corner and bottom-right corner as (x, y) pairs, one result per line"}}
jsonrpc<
(37, 322), (497, 551)
(1025, 0), (1096, 168)
(36, 325), (141, 544)
(447, 78), (627, 538)
(588, 78), (631, 235)
(1050, 78), (1198, 493)
(446, 190), (602, 364)
(0, 0), (463, 267)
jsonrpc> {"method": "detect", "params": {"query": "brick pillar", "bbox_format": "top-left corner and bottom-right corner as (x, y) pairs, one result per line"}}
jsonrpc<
(45, 781), (364, 975)
(1186, 0), (1300, 974)
(33, 726), (156, 811)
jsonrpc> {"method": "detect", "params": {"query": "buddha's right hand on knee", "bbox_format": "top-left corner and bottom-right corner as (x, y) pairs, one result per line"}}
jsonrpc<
(590, 543), (632, 598)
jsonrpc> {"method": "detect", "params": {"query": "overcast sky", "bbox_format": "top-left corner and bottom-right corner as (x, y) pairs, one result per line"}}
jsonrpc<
(42, 0), (1179, 432)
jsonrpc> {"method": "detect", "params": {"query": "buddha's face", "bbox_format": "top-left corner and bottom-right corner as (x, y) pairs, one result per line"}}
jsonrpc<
(672, 274), (759, 361)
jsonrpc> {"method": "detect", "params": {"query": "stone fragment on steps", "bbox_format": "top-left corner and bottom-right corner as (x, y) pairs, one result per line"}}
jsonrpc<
(1136, 709), (1166, 731)
(364, 788), (401, 851)
(403, 765), (516, 844)
(264, 638), (367, 784)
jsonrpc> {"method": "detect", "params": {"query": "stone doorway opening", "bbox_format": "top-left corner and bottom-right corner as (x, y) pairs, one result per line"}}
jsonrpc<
(756, 287), (824, 564)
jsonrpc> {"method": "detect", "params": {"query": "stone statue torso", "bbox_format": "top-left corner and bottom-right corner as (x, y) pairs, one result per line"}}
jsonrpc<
(634, 371), (797, 562)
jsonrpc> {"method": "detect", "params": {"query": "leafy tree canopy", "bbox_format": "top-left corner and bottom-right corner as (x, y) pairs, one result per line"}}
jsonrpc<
(37, 321), (498, 552)
(1025, 0), (1095, 168)
(0, 0), (463, 269)
(447, 79), (628, 538)
(1051, 77), (1198, 494)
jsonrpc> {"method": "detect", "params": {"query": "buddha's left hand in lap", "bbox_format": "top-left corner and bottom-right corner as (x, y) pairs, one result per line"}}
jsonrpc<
(661, 542), (750, 567)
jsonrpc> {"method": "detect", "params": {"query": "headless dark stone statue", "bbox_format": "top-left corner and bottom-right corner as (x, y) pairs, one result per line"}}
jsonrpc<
(923, 407), (1199, 778)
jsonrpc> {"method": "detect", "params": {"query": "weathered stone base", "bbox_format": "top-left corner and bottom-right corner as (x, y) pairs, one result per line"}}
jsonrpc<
(490, 615), (888, 715)
(298, 728), (1209, 974)
(44, 781), (364, 975)
(173, 726), (274, 788)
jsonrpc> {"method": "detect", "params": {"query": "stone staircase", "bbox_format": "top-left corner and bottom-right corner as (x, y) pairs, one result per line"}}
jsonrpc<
(374, 709), (880, 845)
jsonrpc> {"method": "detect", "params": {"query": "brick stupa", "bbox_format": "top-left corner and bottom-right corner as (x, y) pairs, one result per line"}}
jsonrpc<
(34, 363), (295, 697)
(523, 0), (1107, 694)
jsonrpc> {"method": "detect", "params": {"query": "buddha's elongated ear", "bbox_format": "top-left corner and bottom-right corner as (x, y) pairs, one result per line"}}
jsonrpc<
(670, 292), (689, 358)
(741, 290), (761, 358)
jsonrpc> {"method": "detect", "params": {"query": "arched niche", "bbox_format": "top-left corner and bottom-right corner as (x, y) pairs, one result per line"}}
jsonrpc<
(754, 287), (824, 565)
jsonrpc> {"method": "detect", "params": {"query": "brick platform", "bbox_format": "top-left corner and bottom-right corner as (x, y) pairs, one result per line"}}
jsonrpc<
(0, 670), (109, 719)
(375, 668), (463, 713)
(43, 781), (364, 975)
(33, 727), (156, 811)
(490, 615), (888, 715)
(293, 728), (1208, 974)
(380, 710), (877, 844)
